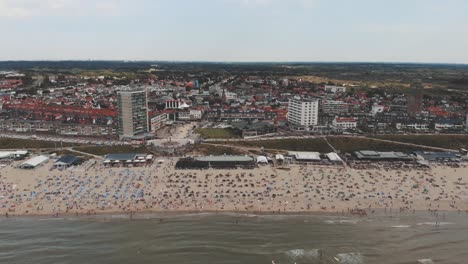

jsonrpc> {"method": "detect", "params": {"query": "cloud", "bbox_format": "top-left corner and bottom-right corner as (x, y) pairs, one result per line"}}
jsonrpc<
(0, 0), (124, 19)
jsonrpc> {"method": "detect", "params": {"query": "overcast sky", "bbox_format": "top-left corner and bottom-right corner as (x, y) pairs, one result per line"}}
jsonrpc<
(1, 0), (467, 63)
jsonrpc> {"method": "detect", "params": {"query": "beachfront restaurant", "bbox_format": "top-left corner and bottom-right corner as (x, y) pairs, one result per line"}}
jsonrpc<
(325, 152), (343, 163)
(0, 150), (29, 161)
(413, 151), (460, 162)
(103, 153), (153, 167)
(353, 151), (413, 161)
(18, 155), (49, 169)
(288, 151), (322, 162)
(54, 155), (82, 169)
(176, 155), (256, 169)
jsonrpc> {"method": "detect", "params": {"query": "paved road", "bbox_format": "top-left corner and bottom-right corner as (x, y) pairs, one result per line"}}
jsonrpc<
(362, 136), (458, 152)
(66, 148), (103, 159)
(0, 133), (127, 146)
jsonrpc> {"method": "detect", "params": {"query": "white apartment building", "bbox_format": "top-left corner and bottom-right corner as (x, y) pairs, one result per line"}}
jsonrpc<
(324, 85), (346, 93)
(150, 113), (167, 132)
(321, 100), (349, 114)
(288, 98), (319, 131)
(332, 117), (357, 129)
(189, 109), (203, 120)
(117, 90), (148, 139)
(395, 122), (428, 131)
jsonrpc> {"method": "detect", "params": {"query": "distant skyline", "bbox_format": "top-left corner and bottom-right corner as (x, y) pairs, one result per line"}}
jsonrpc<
(1, 0), (468, 63)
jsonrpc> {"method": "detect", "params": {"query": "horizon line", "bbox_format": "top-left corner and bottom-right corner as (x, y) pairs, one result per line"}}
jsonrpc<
(1, 60), (468, 66)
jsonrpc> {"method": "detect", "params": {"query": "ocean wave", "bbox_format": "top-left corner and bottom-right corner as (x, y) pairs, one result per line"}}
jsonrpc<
(335, 253), (363, 264)
(38, 218), (64, 221)
(390, 225), (412, 228)
(416, 222), (455, 226)
(418, 259), (434, 264)
(325, 219), (359, 225)
(285, 248), (320, 260)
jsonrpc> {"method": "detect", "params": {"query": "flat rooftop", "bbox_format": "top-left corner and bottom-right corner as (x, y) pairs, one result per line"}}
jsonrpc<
(195, 155), (254, 163)
(354, 151), (412, 160)
(104, 153), (146, 161)
(288, 151), (321, 161)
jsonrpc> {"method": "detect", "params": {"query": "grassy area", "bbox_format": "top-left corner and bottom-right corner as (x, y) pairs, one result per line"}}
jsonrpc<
(191, 144), (245, 156)
(213, 138), (333, 152)
(0, 137), (75, 149)
(369, 135), (468, 150)
(327, 137), (435, 153)
(74, 145), (149, 156)
(195, 128), (240, 139)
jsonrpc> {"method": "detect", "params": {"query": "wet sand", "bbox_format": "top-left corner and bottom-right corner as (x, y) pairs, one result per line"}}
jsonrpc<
(1, 157), (467, 217)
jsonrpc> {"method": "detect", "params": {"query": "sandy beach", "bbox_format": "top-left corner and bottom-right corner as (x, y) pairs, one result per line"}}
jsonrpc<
(1, 157), (468, 217)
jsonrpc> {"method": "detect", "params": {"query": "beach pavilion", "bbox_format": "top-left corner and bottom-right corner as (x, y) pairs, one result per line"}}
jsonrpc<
(54, 155), (82, 169)
(103, 153), (153, 167)
(19, 155), (49, 169)
(288, 151), (321, 162)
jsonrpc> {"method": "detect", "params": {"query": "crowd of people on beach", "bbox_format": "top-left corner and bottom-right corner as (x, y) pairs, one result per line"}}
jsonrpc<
(1, 157), (468, 217)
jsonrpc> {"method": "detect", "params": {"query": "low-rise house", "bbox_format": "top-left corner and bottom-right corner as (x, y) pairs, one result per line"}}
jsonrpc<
(332, 117), (357, 129)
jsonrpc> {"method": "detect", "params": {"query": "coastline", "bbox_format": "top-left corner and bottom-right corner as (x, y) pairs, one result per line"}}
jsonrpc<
(2, 206), (465, 220)
(2, 156), (468, 219)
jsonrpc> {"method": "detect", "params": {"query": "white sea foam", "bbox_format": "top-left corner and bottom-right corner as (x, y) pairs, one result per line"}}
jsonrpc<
(416, 222), (454, 226)
(38, 218), (64, 221)
(418, 259), (434, 264)
(285, 248), (320, 259)
(335, 252), (363, 264)
(110, 215), (128, 219)
(325, 219), (359, 225)
(390, 225), (411, 228)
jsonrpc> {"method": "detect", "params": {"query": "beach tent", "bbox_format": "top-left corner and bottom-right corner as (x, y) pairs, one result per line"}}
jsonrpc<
(256, 156), (268, 164)
(275, 154), (285, 161)
(19, 155), (49, 169)
(326, 152), (343, 162)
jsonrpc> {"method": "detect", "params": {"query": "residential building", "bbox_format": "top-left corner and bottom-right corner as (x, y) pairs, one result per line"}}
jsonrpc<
(117, 90), (148, 139)
(189, 109), (203, 120)
(178, 111), (191, 121)
(288, 97), (319, 130)
(324, 85), (346, 93)
(332, 117), (357, 129)
(395, 121), (429, 131)
(321, 100), (349, 115)
(407, 83), (424, 117)
(205, 109), (273, 121)
(150, 112), (166, 132)
(0, 119), (116, 137)
(434, 119), (464, 131)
